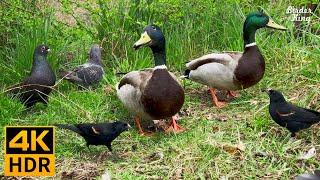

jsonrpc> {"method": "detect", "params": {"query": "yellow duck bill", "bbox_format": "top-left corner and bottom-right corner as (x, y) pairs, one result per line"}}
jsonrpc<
(266, 18), (287, 30)
(133, 31), (152, 50)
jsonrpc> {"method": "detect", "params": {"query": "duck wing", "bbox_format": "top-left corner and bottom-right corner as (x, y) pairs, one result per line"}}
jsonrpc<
(186, 52), (242, 70)
(117, 68), (153, 89)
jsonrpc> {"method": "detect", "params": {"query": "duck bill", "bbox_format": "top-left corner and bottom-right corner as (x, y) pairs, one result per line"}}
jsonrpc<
(266, 19), (286, 30)
(133, 31), (151, 50)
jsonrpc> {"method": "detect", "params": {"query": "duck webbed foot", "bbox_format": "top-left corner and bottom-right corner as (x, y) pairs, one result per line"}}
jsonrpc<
(209, 88), (227, 108)
(227, 90), (238, 98)
(134, 116), (153, 136)
(165, 115), (185, 133)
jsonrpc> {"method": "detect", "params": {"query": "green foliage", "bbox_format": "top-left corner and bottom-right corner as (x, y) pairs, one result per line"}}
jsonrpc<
(0, 0), (319, 178)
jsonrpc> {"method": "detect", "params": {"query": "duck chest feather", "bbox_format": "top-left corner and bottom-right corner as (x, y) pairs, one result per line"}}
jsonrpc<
(141, 69), (184, 119)
(234, 45), (265, 89)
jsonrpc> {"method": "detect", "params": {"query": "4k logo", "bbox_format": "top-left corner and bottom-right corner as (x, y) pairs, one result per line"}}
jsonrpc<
(4, 126), (55, 176)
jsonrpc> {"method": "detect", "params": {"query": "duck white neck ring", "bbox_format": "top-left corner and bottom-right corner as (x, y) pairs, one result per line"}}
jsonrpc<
(245, 42), (257, 48)
(154, 65), (167, 69)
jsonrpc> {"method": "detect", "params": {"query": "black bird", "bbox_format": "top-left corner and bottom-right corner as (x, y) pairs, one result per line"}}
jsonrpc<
(9, 44), (56, 108)
(264, 89), (320, 137)
(296, 170), (320, 180)
(56, 121), (131, 151)
(60, 44), (104, 87)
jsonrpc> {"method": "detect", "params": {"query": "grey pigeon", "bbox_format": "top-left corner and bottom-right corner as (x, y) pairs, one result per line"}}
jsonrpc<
(296, 170), (320, 180)
(60, 44), (104, 87)
(10, 44), (56, 108)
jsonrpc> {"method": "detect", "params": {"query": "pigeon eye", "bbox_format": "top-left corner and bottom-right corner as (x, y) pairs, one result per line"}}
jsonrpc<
(41, 46), (46, 51)
(152, 26), (156, 30)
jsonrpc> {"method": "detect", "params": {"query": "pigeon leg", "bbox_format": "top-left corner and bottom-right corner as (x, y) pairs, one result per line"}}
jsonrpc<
(165, 115), (185, 133)
(134, 116), (153, 136)
(40, 96), (49, 106)
(209, 88), (226, 108)
(227, 91), (238, 98)
(25, 102), (35, 109)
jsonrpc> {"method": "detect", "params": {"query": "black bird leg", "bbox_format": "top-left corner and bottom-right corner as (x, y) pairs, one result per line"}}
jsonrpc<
(87, 144), (92, 152)
(106, 143), (112, 152)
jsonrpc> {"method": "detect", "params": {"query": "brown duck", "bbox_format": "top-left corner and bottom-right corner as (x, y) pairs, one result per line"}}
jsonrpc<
(117, 25), (185, 135)
(183, 12), (286, 108)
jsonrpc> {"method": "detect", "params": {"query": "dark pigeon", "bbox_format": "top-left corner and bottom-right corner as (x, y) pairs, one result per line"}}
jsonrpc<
(56, 121), (131, 151)
(295, 170), (320, 180)
(9, 44), (56, 108)
(60, 44), (104, 87)
(264, 89), (320, 137)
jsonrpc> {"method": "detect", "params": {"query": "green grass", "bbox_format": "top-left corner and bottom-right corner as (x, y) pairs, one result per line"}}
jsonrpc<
(0, 0), (319, 179)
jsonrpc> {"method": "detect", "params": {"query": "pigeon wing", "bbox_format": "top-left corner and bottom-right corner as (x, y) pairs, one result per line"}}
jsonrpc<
(76, 64), (104, 85)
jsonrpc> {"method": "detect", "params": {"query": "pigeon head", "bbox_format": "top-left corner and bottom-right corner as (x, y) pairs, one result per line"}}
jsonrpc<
(89, 44), (102, 64)
(35, 44), (50, 56)
(31, 44), (53, 73)
(111, 121), (131, 133)
(263, 89), (286, 102)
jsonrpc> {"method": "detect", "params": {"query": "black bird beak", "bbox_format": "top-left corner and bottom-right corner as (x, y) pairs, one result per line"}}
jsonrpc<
(126, 123), (131, 130)
(261, 88), (271, 94)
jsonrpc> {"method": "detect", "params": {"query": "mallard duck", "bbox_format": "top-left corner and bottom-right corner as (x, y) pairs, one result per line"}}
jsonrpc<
(183, 12), (286, 108)
(117, 25), (185, 135)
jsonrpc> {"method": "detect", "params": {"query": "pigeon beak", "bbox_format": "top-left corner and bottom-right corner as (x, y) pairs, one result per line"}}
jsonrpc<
(127, 123), (131, 129)
(47, 48), (51, 52)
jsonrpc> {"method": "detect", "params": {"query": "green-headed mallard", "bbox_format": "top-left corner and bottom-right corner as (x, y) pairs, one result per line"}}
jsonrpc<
(117, 25), (185, 135)
(183, 12), (286, 108)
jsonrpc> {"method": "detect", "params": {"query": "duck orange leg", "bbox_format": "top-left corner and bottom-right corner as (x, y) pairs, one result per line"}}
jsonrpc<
(165, 115), (185, 133)
(134, 116), (153, 136)
(227, 90), (238, 98)
(209, 88), (226, 108)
